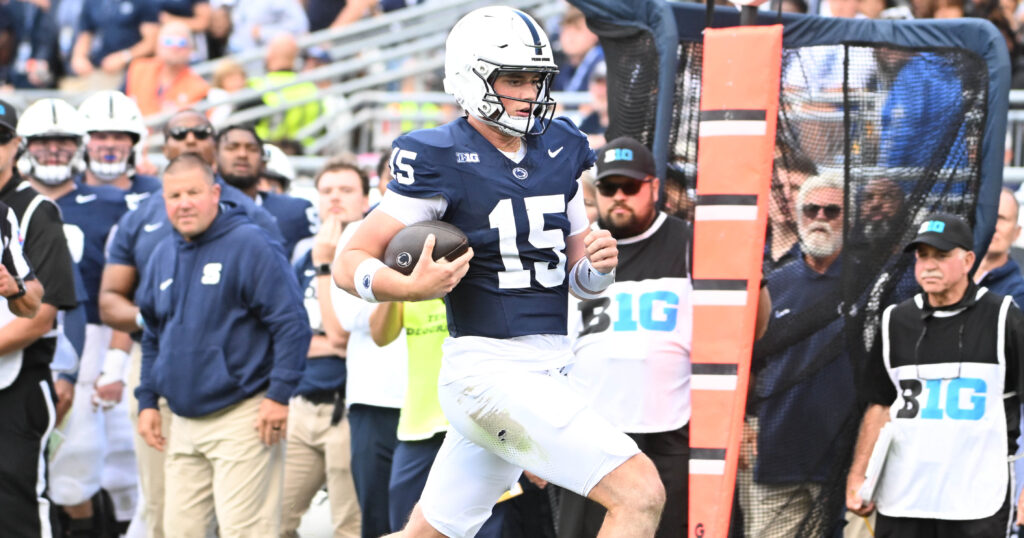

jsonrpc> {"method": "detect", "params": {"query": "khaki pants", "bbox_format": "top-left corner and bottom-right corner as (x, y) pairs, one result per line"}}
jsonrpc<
(164, 394), (284, 538)
(281, 396), (361, 538)
(127, 347), (171, 538)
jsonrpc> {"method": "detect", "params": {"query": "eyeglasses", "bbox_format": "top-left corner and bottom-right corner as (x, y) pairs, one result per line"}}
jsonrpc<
(167, 125), (214, 141)
(161, 36), (190, 49)
(0, 129), (15, 145)
(596, 178), (651, 197)
(801, 203), (842, 220)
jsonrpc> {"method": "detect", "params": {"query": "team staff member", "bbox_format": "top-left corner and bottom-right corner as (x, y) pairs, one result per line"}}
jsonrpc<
(0, 97), (76, 537)
(135, 155), (310, 536)
(282, 160), (366, 538)
(561, 137), (693, 538)
(847, 213), (1024, 537)
(100, 109), (283, 538)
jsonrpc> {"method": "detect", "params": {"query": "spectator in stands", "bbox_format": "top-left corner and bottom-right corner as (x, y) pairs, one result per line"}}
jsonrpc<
(250, 34), (322, 149)
(135, 154), (310, 537)
(847, 213), (1022, 537)
(156, 0), (212, 62)
(69, 0), (158, 88)
(2, 0), (58, 89)
(976, 188), (1024, 305)
(282, 160), (365, 538)
(740, 173), (855, 538)
(207, 58), (247, 125)
(765, 144), (818, 273)
(125, 21), (209, 118)
(305, 0), (376, 32)
(560, 137), (693, 538)
(578, 61), (608, 146)
(226, 0), (308, 54)
(552, 5), (603, 93)
(328, 208), (409, 538)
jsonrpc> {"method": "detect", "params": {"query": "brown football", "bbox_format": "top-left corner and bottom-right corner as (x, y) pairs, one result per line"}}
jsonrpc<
(384, 221), (469, 276)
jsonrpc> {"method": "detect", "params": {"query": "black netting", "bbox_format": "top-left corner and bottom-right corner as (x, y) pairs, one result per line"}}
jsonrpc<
(601, 26), (988, 537)
(591, 20), (661, 147)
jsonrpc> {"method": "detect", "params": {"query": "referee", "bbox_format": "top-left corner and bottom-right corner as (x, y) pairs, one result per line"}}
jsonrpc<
(0, 98), (77, 537)
(847, 213), (1023, 537)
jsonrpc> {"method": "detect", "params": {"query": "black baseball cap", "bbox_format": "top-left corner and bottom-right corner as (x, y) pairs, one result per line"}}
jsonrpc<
(903, 213), (973, 252)
(0, 98), (17, 133)
(595, 137), (655, 181)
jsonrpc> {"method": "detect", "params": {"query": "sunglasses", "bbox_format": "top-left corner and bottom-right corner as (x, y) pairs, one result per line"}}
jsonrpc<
(161, 36), (190, 49)
(0, 129), (15, 145)
(596, 178), (651, 197)
(801, 203), (842, 220)
(167, 125), (214, 141)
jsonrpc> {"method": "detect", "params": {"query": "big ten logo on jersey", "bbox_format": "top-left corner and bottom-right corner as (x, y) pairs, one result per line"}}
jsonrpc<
(201, 262), (222, 285)
(578, 282), (683, 336)
(897, 377), (987, 421)
(63, 223), (85, 263)
(456, 152), (480, 163)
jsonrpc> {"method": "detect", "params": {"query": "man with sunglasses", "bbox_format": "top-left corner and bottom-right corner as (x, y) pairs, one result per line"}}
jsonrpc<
(848, 213), (1024, 537)
(557, 137), (693, 538)
(739, 172), (855, 537)
(126, 21), (209, 118)
(0, 97), (78, 538)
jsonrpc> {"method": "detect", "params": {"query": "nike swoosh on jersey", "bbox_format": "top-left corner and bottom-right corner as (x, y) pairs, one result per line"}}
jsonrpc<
(143, 222), (163, 232)
(774, 308), (791, 318)
(548, 146), (564, 158)
(75, 194), (97, 204)
(159, 278), (173, 291)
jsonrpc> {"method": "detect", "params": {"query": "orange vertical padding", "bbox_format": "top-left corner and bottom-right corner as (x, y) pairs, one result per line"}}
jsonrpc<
(689, 24), (782, 538)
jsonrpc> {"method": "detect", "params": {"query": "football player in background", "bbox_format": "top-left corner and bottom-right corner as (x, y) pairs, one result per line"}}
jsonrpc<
(334, 6), (665, 537)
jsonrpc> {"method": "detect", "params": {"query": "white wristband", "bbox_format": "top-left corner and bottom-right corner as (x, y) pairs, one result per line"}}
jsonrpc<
(570, 257), (615, 300)
(354, 257), (386, 303)
(97, 348), (130, 386)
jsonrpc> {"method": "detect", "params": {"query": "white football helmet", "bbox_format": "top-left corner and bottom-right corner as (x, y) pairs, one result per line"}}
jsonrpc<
(16, 98), (87, 185)
(443, 6), (559, 137)
(262, 144), (295, 191)
(77, 90), (147, 182)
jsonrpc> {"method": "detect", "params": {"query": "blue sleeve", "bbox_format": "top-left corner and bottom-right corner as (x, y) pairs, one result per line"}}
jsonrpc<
(106, 212), (137, 267)
(137, 0), (159, 23)
(386, 135), (450, 202)
(251, 206), (287, 250)
(78, 0), (97, 33)
(134, 262), (159, 412)
(244, 234), (311, 404)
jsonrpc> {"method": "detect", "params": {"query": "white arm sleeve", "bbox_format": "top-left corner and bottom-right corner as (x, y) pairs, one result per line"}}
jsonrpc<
(376, 191), (448, 226)
(567, 182), (590, 236)
(330, 220), (373, 332)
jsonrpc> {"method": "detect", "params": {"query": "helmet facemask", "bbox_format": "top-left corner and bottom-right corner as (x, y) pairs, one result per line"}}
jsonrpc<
(475, 63), (558, 137)
(23, 136), (82, 186)
(86, 132), (136, 182)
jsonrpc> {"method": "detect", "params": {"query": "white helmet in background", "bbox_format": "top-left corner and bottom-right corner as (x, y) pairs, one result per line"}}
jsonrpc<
(16, 98), (87, 185)
(262, 144), (295, 192)
(443, 6), (559, 137)
(77, 90), (147, 182)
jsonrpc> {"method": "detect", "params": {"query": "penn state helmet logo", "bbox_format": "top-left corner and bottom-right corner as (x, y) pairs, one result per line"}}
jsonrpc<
(396, 251), (413, 268)
(513, 167), (528, 180)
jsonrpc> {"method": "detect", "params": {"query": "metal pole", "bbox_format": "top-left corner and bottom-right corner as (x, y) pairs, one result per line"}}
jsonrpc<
(740, 5), (758, 25)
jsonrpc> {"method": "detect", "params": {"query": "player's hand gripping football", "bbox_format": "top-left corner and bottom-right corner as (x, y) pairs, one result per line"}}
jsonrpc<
(408, 234), (473, 301)
(583, 229), (618, 274)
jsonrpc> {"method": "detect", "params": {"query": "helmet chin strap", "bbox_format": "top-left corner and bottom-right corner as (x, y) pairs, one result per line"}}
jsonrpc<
(89, 160), (129, 182)
(31, 164), (74, 186)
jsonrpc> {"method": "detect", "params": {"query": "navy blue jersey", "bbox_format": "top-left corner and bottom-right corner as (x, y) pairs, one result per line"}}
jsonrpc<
(56, 183), (130, 324)
(388, 117), (595, 338)
(259, 191), (316, 260)
(124, 173), (161, 211)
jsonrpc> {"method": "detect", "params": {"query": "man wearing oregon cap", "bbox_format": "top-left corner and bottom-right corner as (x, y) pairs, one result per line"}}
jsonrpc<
(847, 213), (1024, 537)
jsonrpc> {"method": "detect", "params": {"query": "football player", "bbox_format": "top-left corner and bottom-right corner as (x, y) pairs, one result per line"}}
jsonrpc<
(78, 91), (161, 209)
(334, 7), (665, 537)
(214, 126), (316, 261)
(18, 98), (139, 534)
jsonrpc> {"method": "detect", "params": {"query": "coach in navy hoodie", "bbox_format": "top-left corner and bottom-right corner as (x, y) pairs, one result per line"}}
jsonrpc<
(135, 154), (310, 536)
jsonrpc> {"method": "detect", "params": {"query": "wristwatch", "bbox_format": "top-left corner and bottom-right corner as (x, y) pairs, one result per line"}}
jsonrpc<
(5, 276), (25, 300)
(316, 263), (332, 276)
